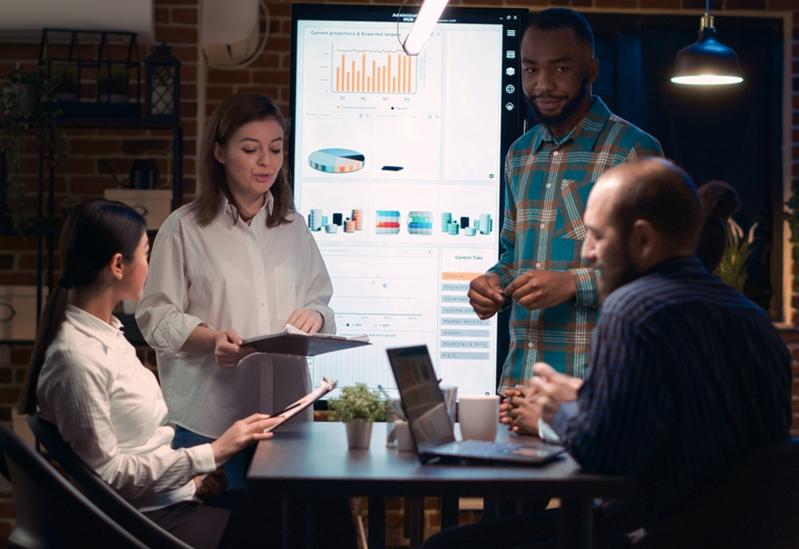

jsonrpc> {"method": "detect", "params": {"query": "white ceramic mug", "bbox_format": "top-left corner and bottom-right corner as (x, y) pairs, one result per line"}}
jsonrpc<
(457, 395), (499, 442)
(394, 420), (415, 452)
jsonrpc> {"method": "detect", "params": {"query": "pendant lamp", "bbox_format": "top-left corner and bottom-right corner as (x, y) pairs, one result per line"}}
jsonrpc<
(671, 1), (743, 86)
(399, 0), (450, 56)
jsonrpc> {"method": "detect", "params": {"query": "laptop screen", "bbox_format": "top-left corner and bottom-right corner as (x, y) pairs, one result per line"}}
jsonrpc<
(386, 345), (456, 451)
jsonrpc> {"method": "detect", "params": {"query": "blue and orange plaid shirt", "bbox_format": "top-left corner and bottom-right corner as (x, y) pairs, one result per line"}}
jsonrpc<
(489, 97), (663, 390)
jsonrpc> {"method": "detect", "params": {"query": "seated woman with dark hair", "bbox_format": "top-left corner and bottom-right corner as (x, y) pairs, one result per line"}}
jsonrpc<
(695, 180), (741, 273)
(17, 198), (356, 549)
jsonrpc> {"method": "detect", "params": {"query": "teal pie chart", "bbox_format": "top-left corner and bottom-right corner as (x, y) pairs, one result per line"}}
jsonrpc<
(309, 148), (365, 173)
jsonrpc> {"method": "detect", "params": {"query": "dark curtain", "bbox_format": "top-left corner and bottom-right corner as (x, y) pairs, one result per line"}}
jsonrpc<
(585, 14), (784, 318)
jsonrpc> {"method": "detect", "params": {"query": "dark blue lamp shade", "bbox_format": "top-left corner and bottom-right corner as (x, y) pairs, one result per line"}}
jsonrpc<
(671, 16), (743, 86)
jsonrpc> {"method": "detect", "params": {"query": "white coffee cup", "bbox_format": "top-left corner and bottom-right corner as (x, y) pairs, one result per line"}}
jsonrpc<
(394, 420), (415, 452)
(458, 395), (500, 442)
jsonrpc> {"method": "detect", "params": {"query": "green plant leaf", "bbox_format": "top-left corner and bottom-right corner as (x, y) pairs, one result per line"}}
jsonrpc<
(327, 383), (388, 423)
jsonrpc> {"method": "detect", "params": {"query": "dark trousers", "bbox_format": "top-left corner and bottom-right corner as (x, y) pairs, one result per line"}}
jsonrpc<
(145, 490), (358, 549)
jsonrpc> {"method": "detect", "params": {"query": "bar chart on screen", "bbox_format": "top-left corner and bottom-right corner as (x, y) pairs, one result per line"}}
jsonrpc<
(297, 23), (441, 113)
(333, 48), (416, 94)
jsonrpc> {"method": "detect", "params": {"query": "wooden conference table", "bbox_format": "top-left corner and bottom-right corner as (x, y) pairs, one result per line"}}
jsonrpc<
(247, 422), (633, 549)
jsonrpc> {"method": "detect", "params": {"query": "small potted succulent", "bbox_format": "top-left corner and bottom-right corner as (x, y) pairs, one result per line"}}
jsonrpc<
(328, 383), (389, 449)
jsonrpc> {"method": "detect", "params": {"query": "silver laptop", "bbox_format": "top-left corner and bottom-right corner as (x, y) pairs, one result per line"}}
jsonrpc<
(386, 345), (565, 465)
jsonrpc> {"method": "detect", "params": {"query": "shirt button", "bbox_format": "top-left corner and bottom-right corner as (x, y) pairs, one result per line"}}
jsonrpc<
(528, 342), (533, 348)
(260, 302), (265, 307)
(535, 262), (541, 268)
(540, 223), (545, 229)
(553, 150), (559, 156)
(546, 183), (551, 188)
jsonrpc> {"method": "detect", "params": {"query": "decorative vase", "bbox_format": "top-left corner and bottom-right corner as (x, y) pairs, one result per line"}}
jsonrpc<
(345, 419), (373, 449)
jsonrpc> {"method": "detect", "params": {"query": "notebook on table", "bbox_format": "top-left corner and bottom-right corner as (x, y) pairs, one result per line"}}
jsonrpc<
(386, 345), (566, 466)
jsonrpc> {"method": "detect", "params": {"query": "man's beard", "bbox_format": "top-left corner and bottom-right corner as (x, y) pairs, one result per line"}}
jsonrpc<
(525, 75), (590, 130)
(596, 234), (644, 304)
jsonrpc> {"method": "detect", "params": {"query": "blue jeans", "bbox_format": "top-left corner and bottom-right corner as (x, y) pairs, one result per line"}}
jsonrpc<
(172, 426), (255, 490)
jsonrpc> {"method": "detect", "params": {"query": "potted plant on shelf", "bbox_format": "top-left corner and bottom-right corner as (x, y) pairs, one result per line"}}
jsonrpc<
(328, 383), (389, 449)
(51, 64), (78, 102)
(98, 65), (130, 103)
(1, 67), (68, 232)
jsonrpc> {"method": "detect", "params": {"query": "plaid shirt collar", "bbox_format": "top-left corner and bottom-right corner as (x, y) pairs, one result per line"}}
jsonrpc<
(532, 96), (612, 153)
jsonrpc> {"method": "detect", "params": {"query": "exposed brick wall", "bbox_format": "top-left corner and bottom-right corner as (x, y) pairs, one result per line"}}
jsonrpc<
(0, 0), (796, 539)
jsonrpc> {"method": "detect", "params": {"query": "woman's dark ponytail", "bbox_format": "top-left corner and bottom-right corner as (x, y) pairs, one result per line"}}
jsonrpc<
(17, 199), (145, 415)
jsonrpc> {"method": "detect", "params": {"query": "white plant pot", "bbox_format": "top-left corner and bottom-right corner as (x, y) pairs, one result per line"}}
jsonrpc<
(345, 419), (373, 449)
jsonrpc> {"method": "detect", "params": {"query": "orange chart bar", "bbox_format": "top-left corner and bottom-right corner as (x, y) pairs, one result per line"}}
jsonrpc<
(334, 51), (415, 94)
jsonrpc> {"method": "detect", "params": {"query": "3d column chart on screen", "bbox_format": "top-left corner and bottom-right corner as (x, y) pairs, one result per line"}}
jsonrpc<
(291, 5), (528, 399)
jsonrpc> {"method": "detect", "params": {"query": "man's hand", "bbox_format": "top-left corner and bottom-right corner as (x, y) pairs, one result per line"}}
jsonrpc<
(500, 385), (541, 436)
(530, 363), (583, 423)
(504, 270), (576, 311)
(468, 274), (505, 319)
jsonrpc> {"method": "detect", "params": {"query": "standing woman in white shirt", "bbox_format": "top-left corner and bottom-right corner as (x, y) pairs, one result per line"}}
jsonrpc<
(16, 199), (285, 548)
(136, 94), (335, 489)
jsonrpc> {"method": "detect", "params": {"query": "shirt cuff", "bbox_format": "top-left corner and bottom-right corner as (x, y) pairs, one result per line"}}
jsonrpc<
(153, 315), (204, 359)
(189, 442), (220, 473)
(538, 417), (562, 444)
(305, 305), (335, 334)
(550, 400), (580, 440)
(486, 266), (513, 289)
(569, 268), (599, 307)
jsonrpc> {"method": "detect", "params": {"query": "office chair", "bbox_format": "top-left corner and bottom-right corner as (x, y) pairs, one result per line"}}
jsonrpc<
(0, 421), (149, 549)
(649, 437), (799, 549)
(27, 415), (194, 549)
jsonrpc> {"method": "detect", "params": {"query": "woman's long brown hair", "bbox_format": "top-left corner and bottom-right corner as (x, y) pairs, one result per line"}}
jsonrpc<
(191, 94), (294, 227)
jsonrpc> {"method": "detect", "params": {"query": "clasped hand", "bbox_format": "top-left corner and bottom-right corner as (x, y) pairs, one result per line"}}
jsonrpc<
(500, 363), (583, 434)
(468, 270), (576, 318)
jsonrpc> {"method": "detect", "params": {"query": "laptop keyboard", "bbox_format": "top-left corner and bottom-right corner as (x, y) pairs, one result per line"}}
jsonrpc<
(437, 439), (523, 456)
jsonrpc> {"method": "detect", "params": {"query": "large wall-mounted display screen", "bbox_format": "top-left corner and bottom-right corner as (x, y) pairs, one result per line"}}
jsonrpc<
(290, 4), (527, 398)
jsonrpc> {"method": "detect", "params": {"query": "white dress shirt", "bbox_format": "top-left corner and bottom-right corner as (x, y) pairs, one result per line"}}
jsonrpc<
(136, 193), (335, 438)
(37, 305), (217, 512)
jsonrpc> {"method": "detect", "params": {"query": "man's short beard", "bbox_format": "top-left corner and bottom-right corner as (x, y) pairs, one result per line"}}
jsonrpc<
(597, 232), (645, 304)
(525, 75), (590, 130)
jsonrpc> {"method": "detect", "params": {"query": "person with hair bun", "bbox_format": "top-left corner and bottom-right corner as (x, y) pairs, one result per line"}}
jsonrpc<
(695, 180), (741, 273)
(136, 94), (335, 489)
(17, 199), (284, 548)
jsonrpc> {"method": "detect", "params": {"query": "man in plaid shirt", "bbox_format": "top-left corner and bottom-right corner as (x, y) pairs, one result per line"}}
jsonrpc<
(469, 8), (663, 413)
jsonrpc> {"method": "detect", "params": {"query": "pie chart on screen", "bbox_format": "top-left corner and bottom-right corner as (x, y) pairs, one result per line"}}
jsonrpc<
(309, 148), (365, 173)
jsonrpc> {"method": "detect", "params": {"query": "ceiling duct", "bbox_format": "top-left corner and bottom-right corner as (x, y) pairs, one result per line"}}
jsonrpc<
(0, 0), (155, 44)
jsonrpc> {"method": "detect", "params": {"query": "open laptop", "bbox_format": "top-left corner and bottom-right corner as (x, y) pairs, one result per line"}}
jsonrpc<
(386, 345), (566, 465)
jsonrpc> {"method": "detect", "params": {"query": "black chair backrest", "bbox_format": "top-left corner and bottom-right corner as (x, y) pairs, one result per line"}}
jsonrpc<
(654, 437), (799, 549)
(0, 421), (149, 549)
(27, 415), (194, 549)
